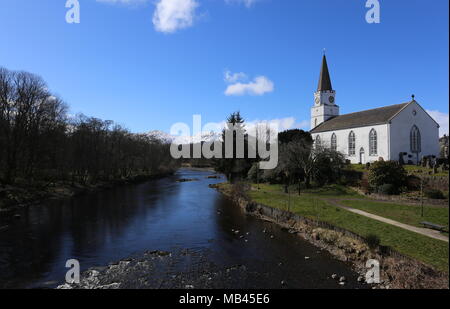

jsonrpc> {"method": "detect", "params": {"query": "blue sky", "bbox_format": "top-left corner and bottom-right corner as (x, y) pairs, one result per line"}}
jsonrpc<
(0, 0), (448, 135)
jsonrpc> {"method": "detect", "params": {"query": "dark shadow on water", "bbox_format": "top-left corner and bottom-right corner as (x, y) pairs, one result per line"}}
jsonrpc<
(0, 169), (365, 289)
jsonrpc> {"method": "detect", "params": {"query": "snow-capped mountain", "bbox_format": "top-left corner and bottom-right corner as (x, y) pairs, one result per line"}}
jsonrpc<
(146, 130), (222, 144)
(146, 130), (175, 143)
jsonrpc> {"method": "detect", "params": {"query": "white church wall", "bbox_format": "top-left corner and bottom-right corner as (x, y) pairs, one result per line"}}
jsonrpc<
(389, 101), (440, 163)
(311, 124), (389, 164)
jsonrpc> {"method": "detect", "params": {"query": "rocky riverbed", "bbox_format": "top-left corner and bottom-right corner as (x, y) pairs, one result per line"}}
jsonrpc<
(57, 249), (300, 289)
(57, 249), (372, 289)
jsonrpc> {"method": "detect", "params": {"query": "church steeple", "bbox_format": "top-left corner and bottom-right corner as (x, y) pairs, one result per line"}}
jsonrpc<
(311, 53), (339, 130)
(317, 54), (333, 91)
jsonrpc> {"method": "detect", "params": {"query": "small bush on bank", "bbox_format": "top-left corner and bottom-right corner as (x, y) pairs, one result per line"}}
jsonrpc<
(368, 161), (407, 194)
(365, 234), (381, 250)
(406, 175), (421, 191)
(339, 169), (363, 186)
(359, 177), (372, 195)
(377, 183), (399, 195)
(231, 182), (250, 201)
(247, 163), (262, 183)
(424, 189), (446, 200)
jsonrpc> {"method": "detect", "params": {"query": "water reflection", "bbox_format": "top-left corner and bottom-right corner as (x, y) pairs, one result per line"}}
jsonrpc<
(0, 169), (363, 289)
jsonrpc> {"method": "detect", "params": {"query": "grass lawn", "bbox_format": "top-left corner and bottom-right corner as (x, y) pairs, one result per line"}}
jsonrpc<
(403, 165), (449, 177)
(340, 200), (449, 230)
(246, 183), (449, 272)
(254, 183), (364, 199)
(349, 163), (449, 177)
(348, 164), (367, 173)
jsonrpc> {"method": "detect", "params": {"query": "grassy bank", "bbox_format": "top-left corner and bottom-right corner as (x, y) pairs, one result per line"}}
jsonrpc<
(242, 183), (449, 272)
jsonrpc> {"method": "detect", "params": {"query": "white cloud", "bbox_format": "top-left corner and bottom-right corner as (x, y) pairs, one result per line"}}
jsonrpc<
(152, 0), (199, 33)
(246, 117), (310, 134)
(246, 117), (294, 133)
(224, 70), (247, 83)
(426, 110), (449, 137)
(225, 0), (260, 8)
(224, 72), (274, 96)
(296, 120), (311, 130)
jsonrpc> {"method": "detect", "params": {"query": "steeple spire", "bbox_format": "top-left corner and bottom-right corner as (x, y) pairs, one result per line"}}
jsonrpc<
(317, 54), (333, 91)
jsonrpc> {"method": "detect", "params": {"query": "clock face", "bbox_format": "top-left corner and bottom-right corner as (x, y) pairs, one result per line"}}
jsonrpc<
(314, 96), (320, 104)
(328, 96), (335, 104)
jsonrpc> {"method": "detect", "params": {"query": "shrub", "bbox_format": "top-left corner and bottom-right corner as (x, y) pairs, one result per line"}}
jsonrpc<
(339, 169), (363, 186)
(261, 168), (282, 184)
(230, 182), (250, 201)
(359, 177), (372, 194)
(247, 163), (262, 183)
(313, 149), (346, 186)
(365, 234), (381, 250)
(368, 161), (407, 193)
(377, 183), (398, 195)
(406, 175), (421, 191)
(424, 189), (446, 200)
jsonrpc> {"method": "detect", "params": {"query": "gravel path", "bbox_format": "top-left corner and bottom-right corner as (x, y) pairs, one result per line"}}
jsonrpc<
(325, 199), (448, 243)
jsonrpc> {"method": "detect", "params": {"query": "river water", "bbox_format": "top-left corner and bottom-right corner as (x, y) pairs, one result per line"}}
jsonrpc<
(0, 168), (365, 289)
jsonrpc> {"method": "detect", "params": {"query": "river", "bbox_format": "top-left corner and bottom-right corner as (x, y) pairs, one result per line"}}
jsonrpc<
(0, 168), (365, 289)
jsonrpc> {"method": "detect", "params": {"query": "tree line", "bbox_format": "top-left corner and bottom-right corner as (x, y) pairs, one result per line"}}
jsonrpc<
(215, 112), (358, 191)
(0, 67), (177, 186)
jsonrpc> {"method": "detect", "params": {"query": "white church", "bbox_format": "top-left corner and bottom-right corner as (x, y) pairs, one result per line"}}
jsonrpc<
(310, 55), (440, 164)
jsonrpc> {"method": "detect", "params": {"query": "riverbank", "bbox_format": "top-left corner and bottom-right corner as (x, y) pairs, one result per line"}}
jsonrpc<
(211, 183), (449, 289)
(0, 170), (177, 214)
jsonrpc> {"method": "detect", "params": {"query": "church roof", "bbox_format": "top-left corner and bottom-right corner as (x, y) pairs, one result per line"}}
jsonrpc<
(317, 55), (333, 91)
(310, 102), (410, 133)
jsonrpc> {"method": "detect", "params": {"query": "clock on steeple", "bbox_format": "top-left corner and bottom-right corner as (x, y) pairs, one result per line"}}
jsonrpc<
(311, 54), (339, 129)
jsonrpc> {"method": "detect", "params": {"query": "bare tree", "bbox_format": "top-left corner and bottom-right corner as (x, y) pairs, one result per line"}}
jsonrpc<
(0, 67), (178, 187)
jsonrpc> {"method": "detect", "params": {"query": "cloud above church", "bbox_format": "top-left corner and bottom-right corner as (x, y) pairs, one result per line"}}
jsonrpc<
(98, 0), (260, 33)
(224, 71), (274, 96)
(152, 0), (199, 33)
(427, 110), (449, 137)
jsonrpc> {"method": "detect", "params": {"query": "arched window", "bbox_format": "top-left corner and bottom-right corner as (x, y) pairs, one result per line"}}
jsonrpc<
(410, 125), (421, 153)
(314, 119), (318, 128)
(348, 131), (356, 156)
(369, 129), (377, 156)
(331, 133), (337, 151)
(315, 135), (322, 148)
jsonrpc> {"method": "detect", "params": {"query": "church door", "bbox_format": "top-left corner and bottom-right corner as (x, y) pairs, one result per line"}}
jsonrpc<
(359, 148), (365, 164)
